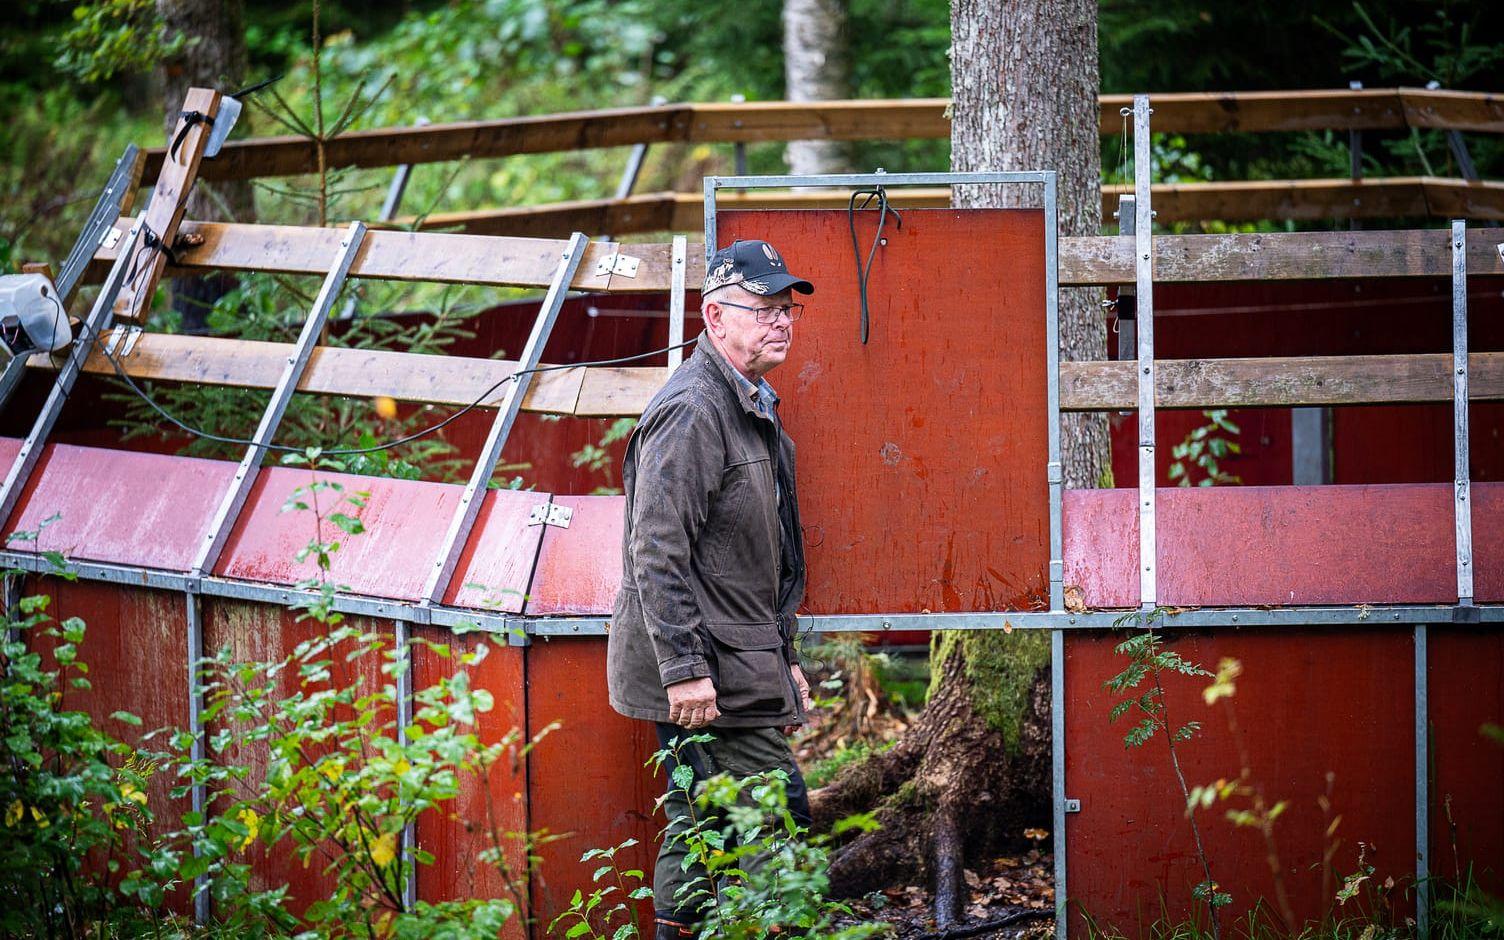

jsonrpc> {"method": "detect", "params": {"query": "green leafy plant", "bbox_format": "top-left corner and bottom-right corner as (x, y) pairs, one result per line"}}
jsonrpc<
(1105, 610), (1227, 937)
(1168, 410), (1242, 488)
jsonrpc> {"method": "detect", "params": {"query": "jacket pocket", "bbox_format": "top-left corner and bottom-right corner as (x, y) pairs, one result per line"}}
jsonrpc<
(703, 620), (791, 716)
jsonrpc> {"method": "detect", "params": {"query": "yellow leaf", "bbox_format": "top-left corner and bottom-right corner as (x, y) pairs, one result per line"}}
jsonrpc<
(321, 760), (344, 782)
(236, 808), (261, 850)
(30, 806), (49, 829)
(120, 783), (148, 806)
(371, 831), (398, 868)
(374, 396), (399, 420)
(393, 758), (411, 776)
(5, 801), (22, 827)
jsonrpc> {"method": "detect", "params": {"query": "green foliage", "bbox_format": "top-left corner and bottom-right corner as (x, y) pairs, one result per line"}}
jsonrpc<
(0, 567), (165, 935)
(54, 0), (184, 84)
(1168, 410), (1243, 488)
(570, 417), (637, 495)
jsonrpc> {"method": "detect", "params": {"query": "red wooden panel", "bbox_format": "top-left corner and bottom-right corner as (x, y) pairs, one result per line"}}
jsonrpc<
(1065, 628), (1415, 933)
(216, 466), (457, 599)
(201, 600), (391, 913)
(525, 638), (658, 932)
(525, 495), (623, 615)
(3, 442), (232, 570)
(717, 209), (1050, 613)
(29, 579), (192, 913)
(1064, 483), (1504, 608)
(1428, 627), (1504, 895)
(412, 625), (529, 938)
(444, 489), (552, 613)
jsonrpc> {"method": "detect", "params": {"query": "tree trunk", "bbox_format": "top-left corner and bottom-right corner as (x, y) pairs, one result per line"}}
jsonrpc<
(813, 0), (1107, 923)
(782, 0), (851, 175)
(156, 0), (255, 333)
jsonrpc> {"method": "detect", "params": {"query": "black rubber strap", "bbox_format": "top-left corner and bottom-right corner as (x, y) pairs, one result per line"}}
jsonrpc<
(168, 110), (214, 162)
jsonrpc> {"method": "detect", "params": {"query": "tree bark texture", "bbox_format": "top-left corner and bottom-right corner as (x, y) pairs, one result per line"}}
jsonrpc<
(157, 0), (255, 332)
(783, 0), (852, 176)
(950, 0), (1108, 489)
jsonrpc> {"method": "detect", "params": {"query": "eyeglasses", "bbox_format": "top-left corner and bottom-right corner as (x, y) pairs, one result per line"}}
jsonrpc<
(714, 300), (805, 324)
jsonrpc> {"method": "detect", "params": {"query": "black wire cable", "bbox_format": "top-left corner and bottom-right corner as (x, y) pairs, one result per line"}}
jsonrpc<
(93, 331), (699, 456)
(847, 186), (902, 345)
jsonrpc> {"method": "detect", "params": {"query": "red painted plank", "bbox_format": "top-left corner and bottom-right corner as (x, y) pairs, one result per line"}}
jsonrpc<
(525, 495), (624, 615)
(1428, 627), (1504, 896)
(1064, 483), (1504, 608)
(525, 638), (659, 932)
(412, 625), (530, 939)
(1065, 628), (1416, 933)
(3, 443), (233, 570)
(717, 209), (1050, 613)
(444, 489), (552, 613)
(216, 466), (458, 599)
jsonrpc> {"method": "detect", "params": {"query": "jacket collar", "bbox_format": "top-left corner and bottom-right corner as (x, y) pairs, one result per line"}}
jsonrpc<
(693, 331), (769, 420)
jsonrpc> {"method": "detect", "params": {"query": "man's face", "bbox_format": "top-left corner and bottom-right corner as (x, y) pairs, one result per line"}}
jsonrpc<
(704, 285), (796, 379)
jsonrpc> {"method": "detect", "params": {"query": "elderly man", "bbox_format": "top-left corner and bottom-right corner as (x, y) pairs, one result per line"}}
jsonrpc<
(607, 239), (816, 939)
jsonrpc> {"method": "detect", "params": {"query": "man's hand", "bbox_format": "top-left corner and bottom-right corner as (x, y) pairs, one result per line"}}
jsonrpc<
(782, 664), (814, 735)
(667, 676), (719, 729)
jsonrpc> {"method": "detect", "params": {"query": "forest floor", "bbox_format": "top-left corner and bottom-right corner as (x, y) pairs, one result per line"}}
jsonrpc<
(795, 646), (1056, 939)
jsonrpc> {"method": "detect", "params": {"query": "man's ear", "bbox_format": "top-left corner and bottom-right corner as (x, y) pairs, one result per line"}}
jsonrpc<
(703, 301), (724, 337)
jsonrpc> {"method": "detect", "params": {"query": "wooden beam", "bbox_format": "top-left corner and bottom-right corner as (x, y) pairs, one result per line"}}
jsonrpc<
(141, 89), (1504, 184)
(116, 88), (220, 322)
(1059, 352), (1504, 411)
(87, 222), (1504, 290)
(89, 220), (638, 292)
(29, 331), (603, 415)
(405, 178), (1504, 242)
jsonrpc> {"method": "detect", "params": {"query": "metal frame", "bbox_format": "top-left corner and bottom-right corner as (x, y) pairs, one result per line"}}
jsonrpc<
(419, 232), (589, 607)
(667, 235), (688, 372)
(1133, 96), (1157, 612)
(1452, 220), (1473, 605)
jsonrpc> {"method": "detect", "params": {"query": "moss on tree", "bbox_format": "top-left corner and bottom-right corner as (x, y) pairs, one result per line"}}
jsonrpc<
(927, 630), (1050, 751)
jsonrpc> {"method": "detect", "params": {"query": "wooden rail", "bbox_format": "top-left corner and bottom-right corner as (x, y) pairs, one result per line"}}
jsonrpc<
(141, 88), (1504, 184)
(87, 219), (1504, 288)
(33, 331), (1504, 417)
(401, 177), (1504, 235)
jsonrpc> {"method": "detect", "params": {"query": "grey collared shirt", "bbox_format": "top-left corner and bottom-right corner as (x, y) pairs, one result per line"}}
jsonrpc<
(735, 371), (781, 499)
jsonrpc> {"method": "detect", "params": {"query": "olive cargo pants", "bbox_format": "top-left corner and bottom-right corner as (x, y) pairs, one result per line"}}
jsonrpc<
(652, 723), (812, 928)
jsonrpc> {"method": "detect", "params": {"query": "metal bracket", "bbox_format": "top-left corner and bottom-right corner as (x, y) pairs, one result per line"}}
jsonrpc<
(594, 252), (640, 278)
(1064, 798), (1082, 814)
(527, 503), (574, 529)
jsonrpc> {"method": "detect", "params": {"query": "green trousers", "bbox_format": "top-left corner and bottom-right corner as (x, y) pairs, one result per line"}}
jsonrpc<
(651, 723), (812, 927)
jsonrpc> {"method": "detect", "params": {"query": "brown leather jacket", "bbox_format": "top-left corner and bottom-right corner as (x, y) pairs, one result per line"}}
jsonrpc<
(607, 334), (806, 728)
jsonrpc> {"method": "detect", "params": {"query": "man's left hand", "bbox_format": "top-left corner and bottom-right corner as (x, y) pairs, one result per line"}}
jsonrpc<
(782, 664), (814, 735)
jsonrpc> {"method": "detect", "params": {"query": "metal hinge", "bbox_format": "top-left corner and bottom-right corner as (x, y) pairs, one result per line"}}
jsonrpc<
(1064, 798), (1082, 814)
(527, 503), (573, 528)
(594, 252), (640, 278)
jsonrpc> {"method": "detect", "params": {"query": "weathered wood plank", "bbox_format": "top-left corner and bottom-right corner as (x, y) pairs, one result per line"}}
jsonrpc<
(90, 220), (629, 291)
(29, 331), (591, 415)
(116, 88), (220, 322)
(88, 221), (1504, 290)
(1059, 353), (1504, 411)
(574, 366), (665, 416)
(141, 89), (1504, 183)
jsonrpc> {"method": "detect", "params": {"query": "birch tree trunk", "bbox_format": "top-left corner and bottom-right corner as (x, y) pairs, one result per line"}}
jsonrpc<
(156, 0), (255, 332)
(815, 2), (1106, 928)
(783, 0), (852, 175)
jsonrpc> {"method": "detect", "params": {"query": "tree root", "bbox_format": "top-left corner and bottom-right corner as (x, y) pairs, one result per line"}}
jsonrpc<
(923, 907), (1054, 939)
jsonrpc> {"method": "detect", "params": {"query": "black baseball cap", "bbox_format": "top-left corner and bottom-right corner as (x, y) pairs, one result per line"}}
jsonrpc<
(702, 240), (814, 297)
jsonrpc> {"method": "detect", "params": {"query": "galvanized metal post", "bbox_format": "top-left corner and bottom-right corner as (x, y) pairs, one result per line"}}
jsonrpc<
(730, 94), (749, 176)
(184, 592), (210, 924)
(1133, 96), (1157, 612)
(703, 178), (720, 261)
(419, 233), (590, 606)
(1414, 623), (1430, 938)
(1349, 80), (1364, 234)
(667, 235), (688, 372)
(1052, 629), (1067, 940)
(189, 221), (369, 580)
(394, 617), (416, 909)
(1044, 173), (1063, 615)
(615, 98), (664, 201)
(0, 215), (145, 530)
(1452, 220), (1472, 605)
